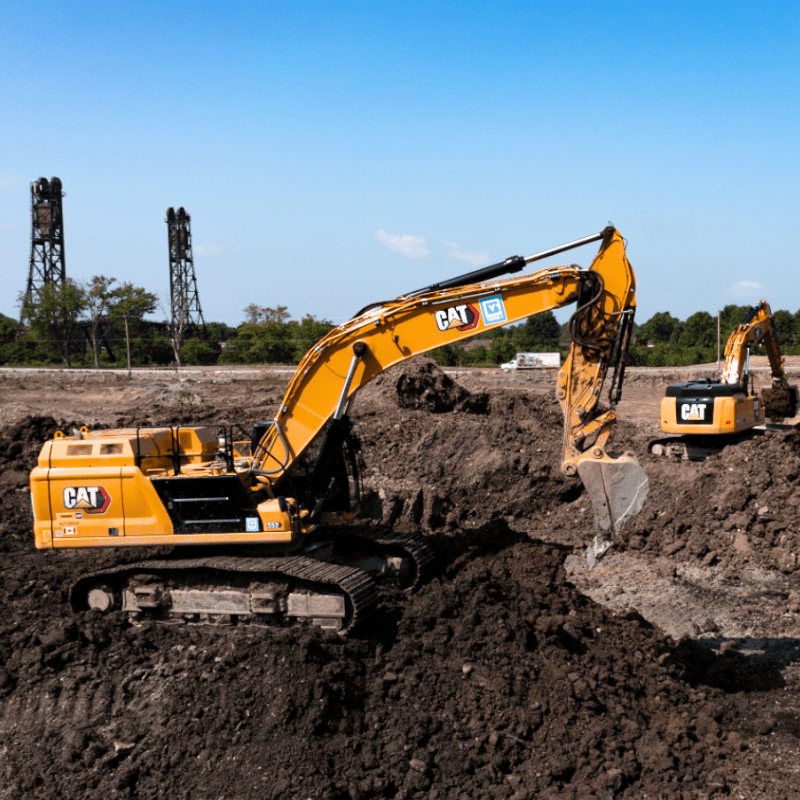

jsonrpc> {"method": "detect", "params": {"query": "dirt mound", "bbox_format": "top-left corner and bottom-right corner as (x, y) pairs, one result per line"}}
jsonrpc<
(357, 385), (577, 535)
(620, 427), (800, 575)
(0, 416), (70, 551)
(395, 359), (488, 414)
(358, 357), (488, 415)
(0, 508), (743, 799)
(356, 359), (800, 577)
(3, 365), (799, 797)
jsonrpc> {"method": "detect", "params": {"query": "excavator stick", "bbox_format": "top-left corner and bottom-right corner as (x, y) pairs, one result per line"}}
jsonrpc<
(762, 384), (799, 421)
(578, 454), (649, 568)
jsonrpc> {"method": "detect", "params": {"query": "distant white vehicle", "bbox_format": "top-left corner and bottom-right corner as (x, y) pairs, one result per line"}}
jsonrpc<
(500, 352), (561, 371)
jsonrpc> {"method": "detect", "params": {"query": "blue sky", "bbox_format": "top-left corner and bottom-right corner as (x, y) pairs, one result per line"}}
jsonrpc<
(2, 1), (798, 328)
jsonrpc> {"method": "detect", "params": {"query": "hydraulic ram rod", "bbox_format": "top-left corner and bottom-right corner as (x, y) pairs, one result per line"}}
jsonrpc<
(406, 227), (610, 297)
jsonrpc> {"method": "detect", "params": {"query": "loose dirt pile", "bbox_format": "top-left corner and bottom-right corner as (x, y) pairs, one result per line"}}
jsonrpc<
(623, 432), (800, 577)
(1, 360), (800, 798)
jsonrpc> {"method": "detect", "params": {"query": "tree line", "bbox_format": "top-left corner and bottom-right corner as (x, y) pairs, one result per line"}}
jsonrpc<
(1, 277), (226, 370)
(431, 303), (800, 368)
(2, 290), (797, 369)
(628, 305), (800, 367)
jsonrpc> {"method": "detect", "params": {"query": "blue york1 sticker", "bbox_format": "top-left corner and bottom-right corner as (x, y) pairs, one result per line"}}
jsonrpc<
(246, 517), (260, 532)
(479, 295), (507, 325)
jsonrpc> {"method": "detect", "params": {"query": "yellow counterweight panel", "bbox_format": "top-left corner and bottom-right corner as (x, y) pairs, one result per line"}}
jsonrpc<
(660, 395), (759, 435)
(31, 465), (54, 549)
(45, 468), (297, 548)
(734, 398), (762, 430)
(40, 466), (124, 548)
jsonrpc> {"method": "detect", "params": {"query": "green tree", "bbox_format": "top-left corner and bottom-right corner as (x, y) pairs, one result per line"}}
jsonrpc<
(489, 336), (516, 364)
(463, 345), (489, 366)
(144, 334), (175, 366)
(677, 311), (716, 349)
(108, 283), (158, 374)
(0, 314), (21, 365)
(772, 309), (794, 348)
(181, 338), (218, 366)
(20, 279), (86, 367)
(243, 303), (262, 324)
(635, 311), (681, 345)
(512, 311), (561, 351)
(262, 305), (291, 323)
(83, 275), (116, 368)
(719, 304), (754, 343)
(428, 345), (459, 367)
(290, 315), (336, 362)
(223, 322), (295, 364)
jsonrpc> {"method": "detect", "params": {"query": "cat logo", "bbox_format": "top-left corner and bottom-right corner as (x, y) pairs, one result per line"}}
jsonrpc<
(63, 485), (111, 514)
(434, 303), (479, 332)
(680, 403), (707, 422)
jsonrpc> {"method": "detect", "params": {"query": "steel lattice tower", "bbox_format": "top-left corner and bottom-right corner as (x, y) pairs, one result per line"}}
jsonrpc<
(24, 177), (66, 313)
(166, 206), (206, 336)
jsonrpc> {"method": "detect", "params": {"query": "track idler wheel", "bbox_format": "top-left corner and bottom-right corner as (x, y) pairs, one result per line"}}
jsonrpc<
(85, 584), (118, 613)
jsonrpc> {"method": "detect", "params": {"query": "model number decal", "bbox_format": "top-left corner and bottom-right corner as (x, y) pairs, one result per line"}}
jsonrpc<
(63, 486), (111, 514)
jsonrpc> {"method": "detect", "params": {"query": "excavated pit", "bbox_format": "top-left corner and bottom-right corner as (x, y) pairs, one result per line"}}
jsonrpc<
(1, 360), (800, 798)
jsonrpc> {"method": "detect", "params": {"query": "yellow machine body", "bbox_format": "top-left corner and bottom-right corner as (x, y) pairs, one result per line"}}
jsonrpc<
(659, 387), (764, 436)
(658, 300), (795, 440)
(32, 427), (297, 549)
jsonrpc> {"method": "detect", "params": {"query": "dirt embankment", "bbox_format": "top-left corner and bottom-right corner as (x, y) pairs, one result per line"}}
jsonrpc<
(1, 361), (799, 798)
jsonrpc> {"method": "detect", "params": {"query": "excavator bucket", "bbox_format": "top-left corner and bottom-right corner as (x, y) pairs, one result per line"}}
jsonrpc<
(762, 384), (799, 421)
(577, 454), (649, 569)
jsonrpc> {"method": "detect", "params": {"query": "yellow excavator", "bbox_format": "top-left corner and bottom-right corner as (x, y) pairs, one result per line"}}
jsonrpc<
(651, 300), (798, 460)
(31, 226), (648, 631)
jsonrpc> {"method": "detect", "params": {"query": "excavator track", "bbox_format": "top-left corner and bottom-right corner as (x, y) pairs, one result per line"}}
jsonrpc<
(648, 429), (773, 461)
(70, 555), (378, 634)
(318, 524), (438, 592)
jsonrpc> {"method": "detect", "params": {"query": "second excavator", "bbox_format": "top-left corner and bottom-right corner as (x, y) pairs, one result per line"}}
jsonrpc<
(30, 226), (649, 631)
(651, 300), (799, 460)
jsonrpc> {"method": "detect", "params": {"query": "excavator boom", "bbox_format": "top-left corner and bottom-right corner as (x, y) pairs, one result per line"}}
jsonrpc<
(253, 226), (647, 561)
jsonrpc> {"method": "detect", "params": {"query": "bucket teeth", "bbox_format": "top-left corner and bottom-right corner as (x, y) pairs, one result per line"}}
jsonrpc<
(578, 454), (649, 568)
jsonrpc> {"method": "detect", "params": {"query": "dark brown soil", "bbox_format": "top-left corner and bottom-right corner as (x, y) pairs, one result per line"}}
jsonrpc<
(1, 360), (800, 798)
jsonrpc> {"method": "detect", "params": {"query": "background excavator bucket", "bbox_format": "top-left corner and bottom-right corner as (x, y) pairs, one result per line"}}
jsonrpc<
(762, 384), (799, 421)
(577, 454), (649, 568)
